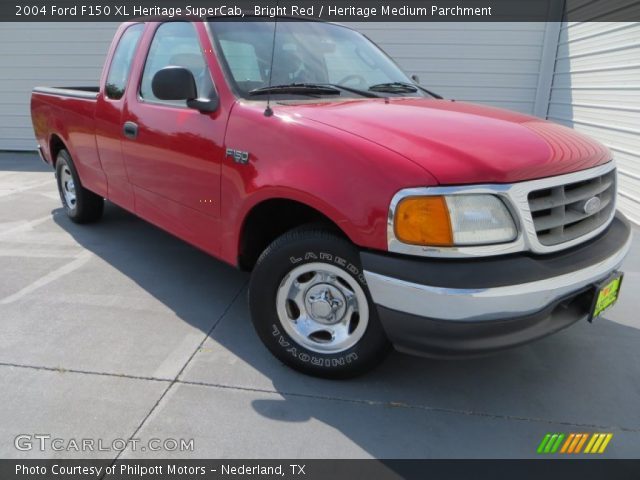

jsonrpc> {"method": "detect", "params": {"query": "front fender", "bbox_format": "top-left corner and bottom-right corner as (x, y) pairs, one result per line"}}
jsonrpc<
(218, 102), (436, 265)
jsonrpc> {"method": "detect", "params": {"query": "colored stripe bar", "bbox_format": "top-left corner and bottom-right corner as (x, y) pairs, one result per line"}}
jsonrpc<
(590, 434), (607, 454)
(567, 434), (582, 454)
(539, 432), (613, 455)
(537, 434), (552, 454)
(598, 434), (613, 453)
(550, 433), (565, 453)
(560, 433), (575, 453)
(584, 434), (598, 453)
(584, 433), (598, 453)
(544, 434), (559, 453)
(574, 433), (589, 454)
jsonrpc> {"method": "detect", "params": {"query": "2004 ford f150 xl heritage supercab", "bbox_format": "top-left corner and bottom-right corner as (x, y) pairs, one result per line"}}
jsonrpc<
(31, 18), (632, 378)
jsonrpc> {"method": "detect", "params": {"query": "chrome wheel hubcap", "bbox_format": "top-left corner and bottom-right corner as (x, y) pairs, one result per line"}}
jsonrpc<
(305, 283), (346, 324)
(276, 262), (369, 354)
(60, 166), (77, 209)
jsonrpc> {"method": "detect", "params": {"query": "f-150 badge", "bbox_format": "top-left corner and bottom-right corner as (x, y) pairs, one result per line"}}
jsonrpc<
(226, 148), (250, 165)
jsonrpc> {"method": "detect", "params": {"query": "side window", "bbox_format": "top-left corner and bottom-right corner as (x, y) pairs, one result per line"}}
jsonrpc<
(219, 39), (262, 83)
(105, 24), (144, 100)
(140, 22), (213, 107)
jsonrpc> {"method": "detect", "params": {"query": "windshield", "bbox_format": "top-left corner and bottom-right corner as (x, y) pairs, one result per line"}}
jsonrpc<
(209, 20), (429, 99)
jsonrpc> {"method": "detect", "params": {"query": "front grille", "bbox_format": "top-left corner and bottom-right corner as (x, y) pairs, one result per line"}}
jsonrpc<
(528, 169), (616, 246)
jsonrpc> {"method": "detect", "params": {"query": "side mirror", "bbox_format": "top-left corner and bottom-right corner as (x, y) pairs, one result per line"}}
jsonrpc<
(151, 66), (219, 113)
(152, 66), (197, 101)
(411, 74), (421, 85)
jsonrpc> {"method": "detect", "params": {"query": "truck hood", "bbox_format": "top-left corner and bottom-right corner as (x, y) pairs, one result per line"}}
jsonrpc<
(284, 98), (611, 185)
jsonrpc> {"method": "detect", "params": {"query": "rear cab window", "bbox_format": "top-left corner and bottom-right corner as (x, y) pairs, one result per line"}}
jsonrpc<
(104, 24), (144, 100)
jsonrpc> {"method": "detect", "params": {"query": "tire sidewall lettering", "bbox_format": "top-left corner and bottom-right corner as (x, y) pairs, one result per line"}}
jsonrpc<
(271, 324), (359, 367)
(288, 252), (367, 285)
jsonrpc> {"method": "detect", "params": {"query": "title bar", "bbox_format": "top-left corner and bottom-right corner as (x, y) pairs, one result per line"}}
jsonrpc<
(3, 0), (640, 22)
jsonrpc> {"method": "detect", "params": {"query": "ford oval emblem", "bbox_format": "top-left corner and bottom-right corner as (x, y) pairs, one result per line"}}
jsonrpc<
(583, 196), (602, 215)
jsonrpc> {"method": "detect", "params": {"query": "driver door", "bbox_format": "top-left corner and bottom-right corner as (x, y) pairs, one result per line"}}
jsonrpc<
(122, 22), (224, 256)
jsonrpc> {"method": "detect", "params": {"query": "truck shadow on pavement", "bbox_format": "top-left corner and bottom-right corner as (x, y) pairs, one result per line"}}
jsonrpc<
(53, 202), (640, 458)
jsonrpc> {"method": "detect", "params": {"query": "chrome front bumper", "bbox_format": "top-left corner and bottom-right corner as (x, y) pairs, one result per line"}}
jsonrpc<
(365, 233), (631, 322)
(361, 213), (632, 357)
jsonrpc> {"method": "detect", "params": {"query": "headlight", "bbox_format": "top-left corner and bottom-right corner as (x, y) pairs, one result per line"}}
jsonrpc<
(394, 194), (517, 247)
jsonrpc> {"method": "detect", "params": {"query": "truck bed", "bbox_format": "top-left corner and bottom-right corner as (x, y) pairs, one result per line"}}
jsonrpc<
(32, 86), (99, 100)
(31, 85), (107, 197)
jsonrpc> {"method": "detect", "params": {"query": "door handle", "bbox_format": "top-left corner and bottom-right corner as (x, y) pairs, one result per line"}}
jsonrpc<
(123, 121), (138, 139)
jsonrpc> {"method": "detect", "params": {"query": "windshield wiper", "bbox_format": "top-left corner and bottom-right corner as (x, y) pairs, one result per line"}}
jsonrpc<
(249, 84), (341, 97)
(250, 82), (383, 99)
(318, 83), (382, 98)
(370, 81), (443, 99)
(369, 82), (419, 94)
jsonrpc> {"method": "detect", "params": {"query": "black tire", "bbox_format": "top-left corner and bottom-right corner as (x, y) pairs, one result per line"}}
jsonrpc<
(249, 227), (390, 378)
(55, 150), (104, 224)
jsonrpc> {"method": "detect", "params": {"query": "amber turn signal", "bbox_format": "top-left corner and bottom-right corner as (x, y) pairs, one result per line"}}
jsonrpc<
(394, 196), (454, 246)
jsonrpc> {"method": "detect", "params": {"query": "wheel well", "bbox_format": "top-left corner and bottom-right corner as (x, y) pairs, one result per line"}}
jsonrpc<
(238, 199), (346, 271)
(49, 135), (66, 166)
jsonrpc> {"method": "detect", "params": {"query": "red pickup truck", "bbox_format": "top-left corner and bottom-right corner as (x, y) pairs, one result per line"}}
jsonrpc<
(31, 18), (631, 378)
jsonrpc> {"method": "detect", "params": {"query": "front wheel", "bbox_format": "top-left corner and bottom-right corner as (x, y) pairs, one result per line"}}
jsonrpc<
(249, 228), (390, 378)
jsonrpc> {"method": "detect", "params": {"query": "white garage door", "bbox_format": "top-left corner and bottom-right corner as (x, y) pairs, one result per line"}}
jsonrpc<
(352, 22), (549, 114)
(547, 22), (640, 224)
(0, 22), (119, 151)
(0, 21), (548, 151)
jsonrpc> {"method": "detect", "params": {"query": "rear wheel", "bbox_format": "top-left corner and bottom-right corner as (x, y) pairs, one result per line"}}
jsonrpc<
(55, 150), (104, 223)
(249, 227), (390, 378)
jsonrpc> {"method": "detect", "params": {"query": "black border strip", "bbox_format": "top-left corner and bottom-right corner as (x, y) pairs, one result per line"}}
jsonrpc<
(3, 0), (640, 22)
(2, 459), (640, 480)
